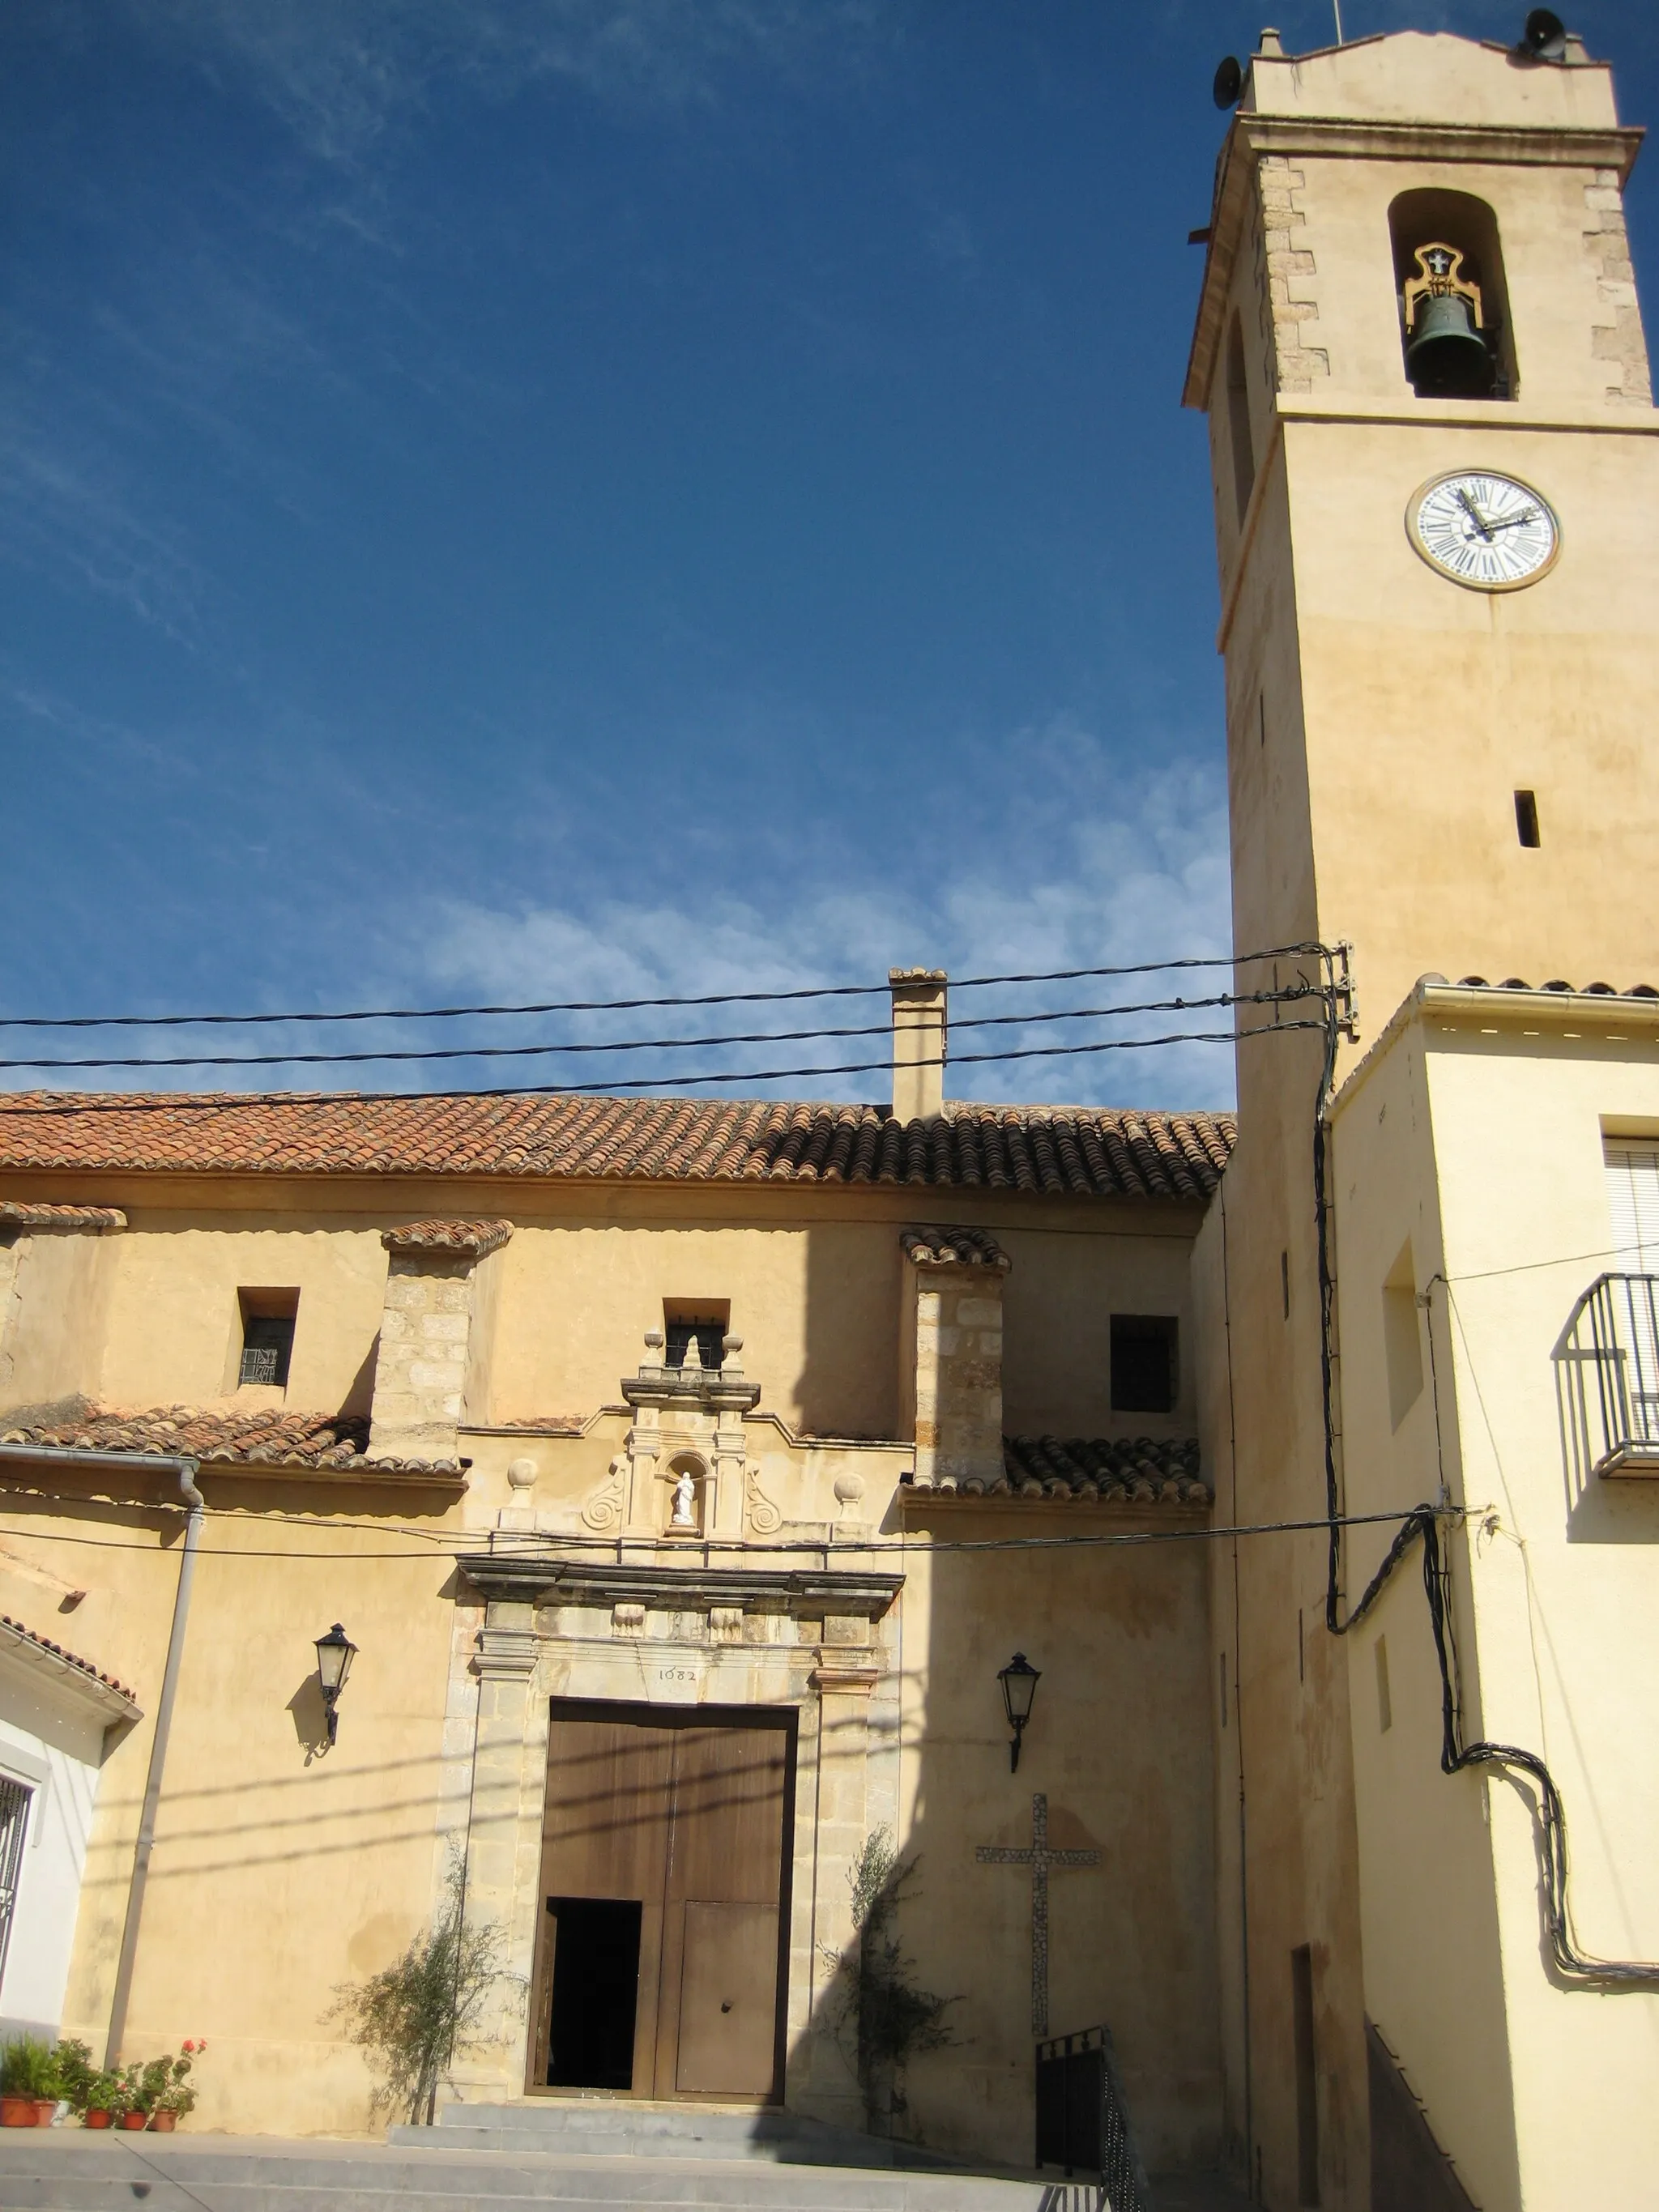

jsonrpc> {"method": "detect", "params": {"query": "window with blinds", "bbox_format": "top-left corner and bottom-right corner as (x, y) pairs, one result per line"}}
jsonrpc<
(1604, 1140), (1659, 1273)
(1601, 1139), (1659, 1456)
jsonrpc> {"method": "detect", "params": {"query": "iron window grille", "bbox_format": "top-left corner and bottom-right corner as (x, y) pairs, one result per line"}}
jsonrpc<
(239, 1312), (295, 1388)
(0, 1775), (32, 1994)
(1560, 1272), (1659, 1477)
(664, 1319), (725, 1371)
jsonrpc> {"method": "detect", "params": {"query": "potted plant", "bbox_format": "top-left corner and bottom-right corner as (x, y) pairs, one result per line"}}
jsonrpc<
(0, 2035), (58, 2125)
(81, 2069), (125, 2129)
(117, 2066), (149, 2129)
(147, 2040), (203, 2131)
(53, 2039), (93, 2121)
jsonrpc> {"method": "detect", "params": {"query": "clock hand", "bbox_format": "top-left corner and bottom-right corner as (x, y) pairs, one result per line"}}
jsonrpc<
(1485, 508), (1541, 533)
(1455, 487), (1495, 542)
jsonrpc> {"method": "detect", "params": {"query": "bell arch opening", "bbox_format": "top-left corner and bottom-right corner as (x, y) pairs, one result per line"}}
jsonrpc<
(1388, 188), (1516, 401)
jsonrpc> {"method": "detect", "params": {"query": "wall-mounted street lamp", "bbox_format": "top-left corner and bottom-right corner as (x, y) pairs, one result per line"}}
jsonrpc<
(998, 1651), (1042, 1772)
(314, 1623), (357, 1747)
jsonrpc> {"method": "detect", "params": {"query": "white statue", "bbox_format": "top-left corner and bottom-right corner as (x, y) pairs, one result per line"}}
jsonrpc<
(670, 1468), (698, 1530)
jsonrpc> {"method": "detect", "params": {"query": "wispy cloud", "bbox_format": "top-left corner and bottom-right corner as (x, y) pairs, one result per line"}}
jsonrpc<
(416, 721), (1236, 1110)
(0, 410), (208, 643)
(128, 0), (895, 166)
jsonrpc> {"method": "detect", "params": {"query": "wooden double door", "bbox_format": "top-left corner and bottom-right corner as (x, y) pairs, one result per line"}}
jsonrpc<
(527, 1701), (795, 2103)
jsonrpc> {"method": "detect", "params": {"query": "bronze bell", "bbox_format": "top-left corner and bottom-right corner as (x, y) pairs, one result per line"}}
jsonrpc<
(1405, 292), (1493, 397)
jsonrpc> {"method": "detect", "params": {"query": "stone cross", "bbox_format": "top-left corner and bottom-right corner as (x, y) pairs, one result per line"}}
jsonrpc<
(975, 1792), (1101, 2037)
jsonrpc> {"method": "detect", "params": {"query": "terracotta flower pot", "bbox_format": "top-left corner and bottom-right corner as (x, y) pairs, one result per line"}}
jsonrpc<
(118, 2110), (149, 2130)
(0, 2096), (36, 2127)
(83, 2109), (113, 2129)
(33, 2100), (57, 2126)
(148, 2111), (177, 2132)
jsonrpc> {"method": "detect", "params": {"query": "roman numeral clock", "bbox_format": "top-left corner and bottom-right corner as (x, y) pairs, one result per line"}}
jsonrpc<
(1407, 468), (1561, 590)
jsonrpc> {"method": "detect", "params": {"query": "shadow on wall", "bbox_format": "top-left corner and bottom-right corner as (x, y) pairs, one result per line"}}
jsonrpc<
(798, 1223), (902, 1443)
(1553, 1277), (1659, 1541)
(786, 1528), (1223, 2184)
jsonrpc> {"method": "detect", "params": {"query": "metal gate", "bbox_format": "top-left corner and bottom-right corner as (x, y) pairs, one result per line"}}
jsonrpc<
(1035, 2023), (1151, 2211)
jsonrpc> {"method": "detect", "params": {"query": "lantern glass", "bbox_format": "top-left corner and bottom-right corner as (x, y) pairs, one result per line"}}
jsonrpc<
(999, 1651), (1041, 1727)
(315, 1623), (356, 1698)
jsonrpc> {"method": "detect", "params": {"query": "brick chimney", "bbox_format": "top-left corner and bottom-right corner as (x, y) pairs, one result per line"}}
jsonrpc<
(889, 968), (947, 1123)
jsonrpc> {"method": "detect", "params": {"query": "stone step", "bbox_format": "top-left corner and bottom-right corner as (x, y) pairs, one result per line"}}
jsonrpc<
(0, 2134), (1060, 2212)
(406, 2101), (953, 2169)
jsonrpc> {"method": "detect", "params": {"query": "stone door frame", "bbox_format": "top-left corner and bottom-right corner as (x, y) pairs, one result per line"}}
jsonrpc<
(448, 1548), (902, 2125)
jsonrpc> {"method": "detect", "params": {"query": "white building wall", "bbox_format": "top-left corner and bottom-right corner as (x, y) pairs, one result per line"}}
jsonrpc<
(0, 1669), (107, 2038)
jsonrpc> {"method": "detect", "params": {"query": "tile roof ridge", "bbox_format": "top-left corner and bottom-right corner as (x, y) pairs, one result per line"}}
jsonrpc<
(0, 1610), (139, 1702)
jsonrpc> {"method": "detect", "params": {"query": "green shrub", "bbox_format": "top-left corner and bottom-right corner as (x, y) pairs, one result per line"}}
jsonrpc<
(53, 2040), (95, 2112)
(0, 2034), (58, 2099)
(823, 1828), (957, 2137)
(330, 1861), (502, 2125)
(82, 2069), (129, 2116)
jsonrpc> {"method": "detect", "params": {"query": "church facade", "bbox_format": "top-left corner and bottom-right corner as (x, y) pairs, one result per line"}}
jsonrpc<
(2, 23), (1658, 2212)
(0, 1014), (1231, 2176)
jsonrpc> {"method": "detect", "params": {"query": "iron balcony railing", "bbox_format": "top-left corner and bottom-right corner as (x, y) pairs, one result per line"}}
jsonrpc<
(1566, 1273), (1659, 1477)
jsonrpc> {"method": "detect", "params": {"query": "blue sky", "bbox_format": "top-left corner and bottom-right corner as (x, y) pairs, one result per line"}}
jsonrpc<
(2, 0), (1655, 1109)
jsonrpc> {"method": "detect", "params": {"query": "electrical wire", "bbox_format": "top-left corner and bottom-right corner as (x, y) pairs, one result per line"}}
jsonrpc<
(0, 988), (1321, 1076)
(0, 1018), (1329, 1109)
(0, 944), (1330, 1034)
(0, 1501), (1439, 1560)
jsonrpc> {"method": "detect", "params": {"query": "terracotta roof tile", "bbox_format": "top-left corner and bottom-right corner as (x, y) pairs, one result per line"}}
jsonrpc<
(0, 1613), (138, 1703)
(0, 1401), (462, 1477)
(901, 1225), (1013, 1272)
(0, 1201), (126, 1230)
(1449, 977), (1658, 996)
(382, 1218), (514, 1258)
(0, 1091), (1235, 1200)
(906, 1434), (1208, 1506)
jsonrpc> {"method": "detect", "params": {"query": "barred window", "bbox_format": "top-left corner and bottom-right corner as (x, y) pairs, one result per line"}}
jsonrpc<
(0, 1775), (32, 1993)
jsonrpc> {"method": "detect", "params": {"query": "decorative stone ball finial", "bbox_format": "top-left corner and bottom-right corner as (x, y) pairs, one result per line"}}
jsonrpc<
(506, 1456), (537, 1492)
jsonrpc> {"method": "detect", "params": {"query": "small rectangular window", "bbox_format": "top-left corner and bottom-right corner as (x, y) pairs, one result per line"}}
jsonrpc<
(237, 1289), (298, 1388)
(663, 1303), (728, 1372)
(240, 1315), (295, 1387)
(1514, 789), (1540, 848)
(1111, 1315), (1179, 1414)
(1282, 1251), (1290, 1320)
(1375, 1637), (1393, 1733)
(1219, 1651), (1229, 1728)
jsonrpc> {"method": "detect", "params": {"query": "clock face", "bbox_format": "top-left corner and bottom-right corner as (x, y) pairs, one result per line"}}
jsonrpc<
(1407, 471), (1560, 590)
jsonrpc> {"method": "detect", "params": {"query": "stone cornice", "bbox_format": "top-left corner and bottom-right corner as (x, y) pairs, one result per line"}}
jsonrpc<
(458, 1549), (902, 1620)
(621, 1369), (762, 1416)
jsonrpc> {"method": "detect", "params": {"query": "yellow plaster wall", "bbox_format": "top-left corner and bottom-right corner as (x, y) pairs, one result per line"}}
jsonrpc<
(0, 1181), (1207, 1452)
(0, 1231), (122, 1411)
(1331, 1005), (1659, 2211)
(894, 1514), (1220, 2174)
(0, 1477), (467, 2137)
(1421, 1025), (1659, 2212)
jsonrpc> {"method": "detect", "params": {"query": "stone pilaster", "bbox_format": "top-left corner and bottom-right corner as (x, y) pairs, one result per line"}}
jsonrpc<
(367, 1220), (511, 1464)
(901, 1227), (1011, 1491)
(448, 1605), (543, 2103)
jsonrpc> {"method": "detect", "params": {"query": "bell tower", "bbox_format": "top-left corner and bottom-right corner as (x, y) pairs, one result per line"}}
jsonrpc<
(1187, 25), (1655, 1025)
(1184, 26), (1657, 2212)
